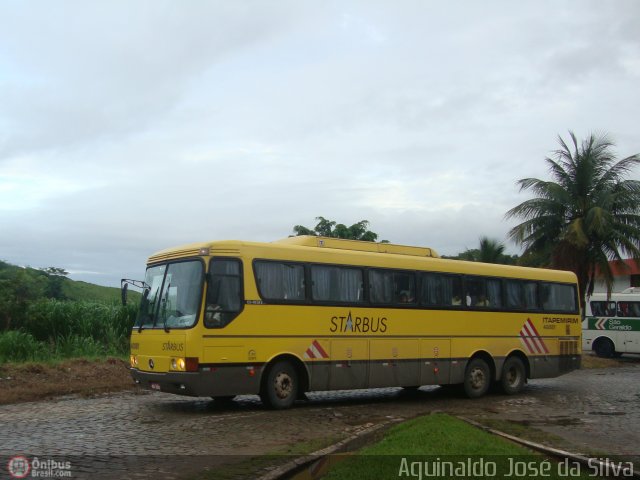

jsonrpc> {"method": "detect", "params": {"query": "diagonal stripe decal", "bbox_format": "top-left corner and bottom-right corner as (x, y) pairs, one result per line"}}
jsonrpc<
(519, 318), (549, 354)
(303, 339), (329, 360)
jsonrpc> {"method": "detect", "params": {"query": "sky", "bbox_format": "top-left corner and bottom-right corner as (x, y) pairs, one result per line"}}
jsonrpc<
(1, 1), (639, 287)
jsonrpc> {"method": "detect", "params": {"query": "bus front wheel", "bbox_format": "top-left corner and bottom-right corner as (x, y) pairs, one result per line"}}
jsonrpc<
(260, 361), (298, 409)
(500, 357), (526, 395)
(463, 358), (491, 398)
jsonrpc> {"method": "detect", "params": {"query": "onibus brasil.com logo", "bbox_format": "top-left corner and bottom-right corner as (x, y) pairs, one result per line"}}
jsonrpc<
(7, 456), (72, 478)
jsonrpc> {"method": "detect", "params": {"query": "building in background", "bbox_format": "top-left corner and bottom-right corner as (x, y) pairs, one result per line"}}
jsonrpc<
(593, 259), (640, 294)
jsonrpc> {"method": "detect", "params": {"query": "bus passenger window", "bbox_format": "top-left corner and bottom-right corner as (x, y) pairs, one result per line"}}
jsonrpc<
(465, 278), (487, 307)
(255, 261), (305, 301)
(369, 270), (394, 304)
(421, 273), (462, 307)
(206, 259), (243, 328)
(541, 283), (577, 313)
(617, 301), (639, 318)
(486, 279), (502, 308)
(590, 301), (605, 316)
(311, 265), (363, 303)
(506, 281), (523, 309)
(394, 272), (415, 304)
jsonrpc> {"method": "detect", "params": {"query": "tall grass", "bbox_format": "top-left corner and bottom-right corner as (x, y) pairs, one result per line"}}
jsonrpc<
(0, 331), (47, 363)
(0, 300), (138, 363)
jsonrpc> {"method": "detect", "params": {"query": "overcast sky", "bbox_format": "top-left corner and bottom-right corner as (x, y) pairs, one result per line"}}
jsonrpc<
(1, 1), (639, 287)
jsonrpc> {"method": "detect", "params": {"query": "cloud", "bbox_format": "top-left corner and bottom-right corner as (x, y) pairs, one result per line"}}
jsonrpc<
(0, 1), (639, 286)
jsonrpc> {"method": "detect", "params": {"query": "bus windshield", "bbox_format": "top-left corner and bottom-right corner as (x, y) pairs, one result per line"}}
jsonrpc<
(135, 260), (204, 329)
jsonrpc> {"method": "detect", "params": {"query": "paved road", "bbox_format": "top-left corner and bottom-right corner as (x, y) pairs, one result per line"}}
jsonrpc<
(1, 361), (639, 479)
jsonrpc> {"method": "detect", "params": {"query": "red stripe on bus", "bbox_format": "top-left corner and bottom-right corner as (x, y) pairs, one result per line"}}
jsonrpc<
(525, 319), (549, 353)
(519, 332), (535, 354)
(312, 340), (329, 359)
(522, 324), (543, 354)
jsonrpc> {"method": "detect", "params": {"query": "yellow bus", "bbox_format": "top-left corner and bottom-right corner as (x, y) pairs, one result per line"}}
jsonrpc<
(122, 236), (581, 409)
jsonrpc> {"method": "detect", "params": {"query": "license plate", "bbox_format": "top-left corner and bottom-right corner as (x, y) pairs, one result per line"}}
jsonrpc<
(150, 382), (161, 391)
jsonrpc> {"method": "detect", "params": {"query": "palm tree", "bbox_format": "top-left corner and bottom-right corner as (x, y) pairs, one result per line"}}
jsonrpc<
(478, 237), (507, 263)
(457, 237), (513, 264)
(506, 132), (640, 307)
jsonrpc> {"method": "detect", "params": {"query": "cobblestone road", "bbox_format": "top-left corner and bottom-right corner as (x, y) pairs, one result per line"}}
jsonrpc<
(1, 360), (639, 479)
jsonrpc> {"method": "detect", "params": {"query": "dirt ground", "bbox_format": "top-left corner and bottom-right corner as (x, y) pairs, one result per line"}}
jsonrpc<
(0, 353), (625, 406)
(0, 357), (136, 405)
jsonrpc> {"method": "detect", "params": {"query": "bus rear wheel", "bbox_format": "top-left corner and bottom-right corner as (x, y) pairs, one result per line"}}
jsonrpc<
(260, 361), (298, 409)
(463, 358), (491, 398)
(594, 338), (615, 358)
(500, 357), (526, 395)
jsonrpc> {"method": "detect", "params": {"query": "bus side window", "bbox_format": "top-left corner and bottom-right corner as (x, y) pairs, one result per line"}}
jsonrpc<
(506, 280), (523, 309)
(590, 301), (605, 316)
(394, 272), (416, 304)
(311, 265), (364, 303)
(617, 301), (640, 317)
(369, 269), (394, 304)
(541, 283), (577, 313)
(420, 273), (461, 307)
(254, 261), (305, 301)
(206, 258), (243, 328)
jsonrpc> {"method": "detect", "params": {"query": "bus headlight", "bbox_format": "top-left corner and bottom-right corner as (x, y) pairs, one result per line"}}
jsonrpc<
(130, 355), (138, 368)
(170, 357), (187, 371)
(170, 357), (199, 372)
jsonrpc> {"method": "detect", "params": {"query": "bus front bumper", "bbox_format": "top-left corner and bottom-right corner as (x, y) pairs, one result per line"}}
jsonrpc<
(130, 366), (262, 397)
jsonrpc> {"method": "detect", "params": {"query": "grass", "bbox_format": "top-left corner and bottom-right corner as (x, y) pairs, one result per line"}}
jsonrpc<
(0, 300), (138, 363)
(191, 436), (341, 480)
(318, 414), (595, 480)
(63, 279), (141, 303)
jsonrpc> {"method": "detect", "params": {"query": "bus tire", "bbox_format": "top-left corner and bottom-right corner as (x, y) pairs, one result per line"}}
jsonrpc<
(500, 357), (526, 395)
(594, 338), (615, 358)
(260, 361), (298, 410)
(463, 358), (491, 398)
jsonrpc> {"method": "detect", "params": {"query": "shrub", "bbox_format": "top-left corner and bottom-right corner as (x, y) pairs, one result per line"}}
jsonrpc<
(0, 330), (47, 363)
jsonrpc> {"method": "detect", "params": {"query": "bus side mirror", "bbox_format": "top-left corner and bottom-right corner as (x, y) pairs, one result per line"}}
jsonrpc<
(121, 282), (129, 306)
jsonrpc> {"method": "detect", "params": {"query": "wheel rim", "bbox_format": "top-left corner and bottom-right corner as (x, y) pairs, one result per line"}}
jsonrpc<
(274, 372), (293, 399)
(469, 367), (486, 390)
(506, 366), (521, 387)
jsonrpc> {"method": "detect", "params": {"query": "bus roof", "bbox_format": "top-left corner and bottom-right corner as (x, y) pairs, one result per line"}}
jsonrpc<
(275, 236), (440, 257)
(147, 236), (577, 284)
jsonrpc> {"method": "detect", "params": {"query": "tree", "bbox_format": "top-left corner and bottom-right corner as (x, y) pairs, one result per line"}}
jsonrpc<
(39, 267), (69, 300)
(455, 237), (517, 264)
(293, 217), (387, 242)
(0, 268), (47, 330)
(506, 132), (640, 306)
